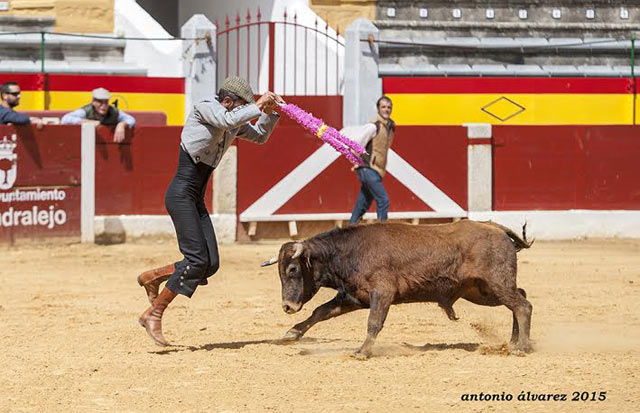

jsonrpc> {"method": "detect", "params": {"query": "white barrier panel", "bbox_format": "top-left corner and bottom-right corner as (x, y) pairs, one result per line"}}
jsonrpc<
(469, 210), (640, 240)
(81, 124), (95, 243)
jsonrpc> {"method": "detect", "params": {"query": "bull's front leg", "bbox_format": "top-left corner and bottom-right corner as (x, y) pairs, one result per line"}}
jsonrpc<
(282, 293), (362, 342)
(353, 290), (393, 360)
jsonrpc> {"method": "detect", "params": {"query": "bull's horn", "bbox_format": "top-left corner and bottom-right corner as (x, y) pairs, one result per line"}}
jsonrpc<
(291, 242), (304, 260)
(261, 257), (278, 267)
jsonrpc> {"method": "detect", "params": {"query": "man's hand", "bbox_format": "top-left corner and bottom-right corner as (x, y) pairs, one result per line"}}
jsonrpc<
(114, 122), (127, 143)
(29, 117), (44, 130)
(256, 91), (286, 113)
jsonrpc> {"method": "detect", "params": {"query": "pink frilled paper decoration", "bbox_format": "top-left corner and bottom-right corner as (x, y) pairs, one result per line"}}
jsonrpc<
(278, 103), (366, 165)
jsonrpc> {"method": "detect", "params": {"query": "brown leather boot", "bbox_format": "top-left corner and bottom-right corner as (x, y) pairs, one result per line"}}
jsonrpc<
(138, 287), (177, 346)
(137, 263), (175, 304)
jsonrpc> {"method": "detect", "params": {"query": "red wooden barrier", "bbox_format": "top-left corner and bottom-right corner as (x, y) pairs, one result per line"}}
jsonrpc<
(237, 96), (344, 215)
(0, 125), (81, 242)
(493, 125), (640, 210)
(236, 97), (468, 218)
(94, 126), (212, 215)
(24, 111), (168, 126)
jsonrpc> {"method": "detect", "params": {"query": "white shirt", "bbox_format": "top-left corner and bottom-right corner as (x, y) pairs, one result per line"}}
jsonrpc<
(339, 123), (377, 148)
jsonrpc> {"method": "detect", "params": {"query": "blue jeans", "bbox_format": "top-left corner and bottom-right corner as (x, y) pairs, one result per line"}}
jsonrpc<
(349, 167), (389, 224)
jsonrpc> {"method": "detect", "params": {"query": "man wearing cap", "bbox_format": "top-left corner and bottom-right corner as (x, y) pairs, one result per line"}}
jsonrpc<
(61, 88), (135, 143)
(137, 76), (284, 346)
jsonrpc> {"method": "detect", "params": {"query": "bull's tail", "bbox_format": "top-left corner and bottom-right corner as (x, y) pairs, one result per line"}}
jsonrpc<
(484, 221), (534, 252)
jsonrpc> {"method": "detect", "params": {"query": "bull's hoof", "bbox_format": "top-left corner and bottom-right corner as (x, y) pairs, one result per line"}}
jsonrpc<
(351, 350), (371, 361)
(281, 329), (303, 343)
(508, 343), (532, 356)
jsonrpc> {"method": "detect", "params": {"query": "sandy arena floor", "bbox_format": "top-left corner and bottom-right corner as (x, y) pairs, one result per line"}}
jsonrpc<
(1, 237), (639, 412)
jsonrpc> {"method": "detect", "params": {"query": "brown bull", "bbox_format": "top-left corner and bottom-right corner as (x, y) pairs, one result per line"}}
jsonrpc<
(262, 220), (533, 359)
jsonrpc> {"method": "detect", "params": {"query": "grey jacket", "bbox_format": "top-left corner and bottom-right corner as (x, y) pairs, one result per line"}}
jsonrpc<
(180, 98), (280, 167)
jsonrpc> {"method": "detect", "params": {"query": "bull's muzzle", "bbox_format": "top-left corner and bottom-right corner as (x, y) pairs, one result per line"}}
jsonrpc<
(282, 301), (302, 314)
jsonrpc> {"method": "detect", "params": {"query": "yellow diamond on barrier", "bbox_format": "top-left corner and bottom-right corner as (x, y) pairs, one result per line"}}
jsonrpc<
(481, 96), (526, 122)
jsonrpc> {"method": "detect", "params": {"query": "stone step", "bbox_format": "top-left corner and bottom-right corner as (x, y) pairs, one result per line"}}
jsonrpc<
(0, 60), (146, 75)
(0, 33), (126, 62)
(0, 15), (54, 32)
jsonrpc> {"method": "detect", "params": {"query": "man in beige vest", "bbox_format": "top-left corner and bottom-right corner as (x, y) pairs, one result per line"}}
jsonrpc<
(349, 96), (395, 224)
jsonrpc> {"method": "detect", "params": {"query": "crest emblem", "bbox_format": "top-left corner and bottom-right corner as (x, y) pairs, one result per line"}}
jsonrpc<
(0, 134), (17, 190)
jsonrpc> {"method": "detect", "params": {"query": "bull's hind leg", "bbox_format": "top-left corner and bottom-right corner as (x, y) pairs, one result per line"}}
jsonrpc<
(502, 289), (533, 353)
(282, 293), (362, 342)
(354, 289), (393, 360)
(438, 301), (459, 321)
(510, 288), (527, 346)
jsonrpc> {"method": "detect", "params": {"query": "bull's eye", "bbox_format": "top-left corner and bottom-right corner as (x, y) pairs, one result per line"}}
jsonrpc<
(287, 264), (299, 277)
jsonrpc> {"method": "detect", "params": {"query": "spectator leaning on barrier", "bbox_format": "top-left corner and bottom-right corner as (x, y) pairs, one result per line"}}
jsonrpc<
(0, 82), (43, 129)
(60, 87), (135, 143)
(349, 96), (395, 224)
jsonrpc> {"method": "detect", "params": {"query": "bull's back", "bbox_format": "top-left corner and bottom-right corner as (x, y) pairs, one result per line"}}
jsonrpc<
(353, 220), (510, 257)
(344, 221), (516, 301)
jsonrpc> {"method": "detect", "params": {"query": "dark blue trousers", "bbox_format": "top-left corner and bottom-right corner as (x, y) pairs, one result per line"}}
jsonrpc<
(349, 167), (390, 224)
(164, 147), (219, 298)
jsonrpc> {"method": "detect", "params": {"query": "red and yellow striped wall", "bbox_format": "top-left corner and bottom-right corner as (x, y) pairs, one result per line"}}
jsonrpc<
(0, 73), (185, 125)
(384, 77), (638, 125)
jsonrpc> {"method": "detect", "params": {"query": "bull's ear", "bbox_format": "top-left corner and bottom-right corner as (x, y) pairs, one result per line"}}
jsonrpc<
(261, 257), (278, 267)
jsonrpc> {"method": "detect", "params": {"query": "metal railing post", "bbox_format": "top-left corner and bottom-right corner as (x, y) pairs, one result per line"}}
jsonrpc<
(40, 31), (45, 73)
(632, 38), (636, 125)
(268, 22), (275, 92)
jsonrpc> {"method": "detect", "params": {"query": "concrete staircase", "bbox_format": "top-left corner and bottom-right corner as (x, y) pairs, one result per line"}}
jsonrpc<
(0, 15), (146, 75)
(372, 0), (640, 77)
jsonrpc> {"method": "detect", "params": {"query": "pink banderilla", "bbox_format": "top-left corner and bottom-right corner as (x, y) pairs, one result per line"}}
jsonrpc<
(278, 103), (366, 166)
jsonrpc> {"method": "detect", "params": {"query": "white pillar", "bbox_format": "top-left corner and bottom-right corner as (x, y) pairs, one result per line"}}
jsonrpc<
(344, 18), (381, 127)
(81, 124), (95, 243)
(212, 145), (237, 243)
(464, 123), (492, 212)
(182, 15), (216, 121)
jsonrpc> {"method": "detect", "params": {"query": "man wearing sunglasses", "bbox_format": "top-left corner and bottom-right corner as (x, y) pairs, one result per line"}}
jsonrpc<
(0, 82), (43, 129)
(61, 87), (136, 143)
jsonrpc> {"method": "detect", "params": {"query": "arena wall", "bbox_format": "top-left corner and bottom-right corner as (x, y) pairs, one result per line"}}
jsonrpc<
(1, 95), (639, 243)
(384, 77), (636, 126)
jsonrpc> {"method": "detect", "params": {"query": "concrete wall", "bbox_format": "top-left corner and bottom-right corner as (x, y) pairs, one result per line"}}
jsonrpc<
(310, 0), (375, 32)
(114, 0), (182, 77)
(343, 18), (381, 126)
(0, 0), (114, 33)
(136, 0), (179, 36)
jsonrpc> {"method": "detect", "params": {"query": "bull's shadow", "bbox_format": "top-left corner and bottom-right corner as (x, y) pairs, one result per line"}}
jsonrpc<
(149, 336), (339, 355)
(402, 342), (479, 352)
(297, 342), (480, 357)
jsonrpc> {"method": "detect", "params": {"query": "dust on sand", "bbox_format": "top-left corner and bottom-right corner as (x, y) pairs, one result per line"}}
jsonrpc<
(1, 238), (639, 412)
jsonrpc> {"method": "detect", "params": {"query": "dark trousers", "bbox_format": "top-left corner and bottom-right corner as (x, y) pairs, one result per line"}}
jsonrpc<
(164, 147), (220, 298)
(349, 167), (390, 224)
